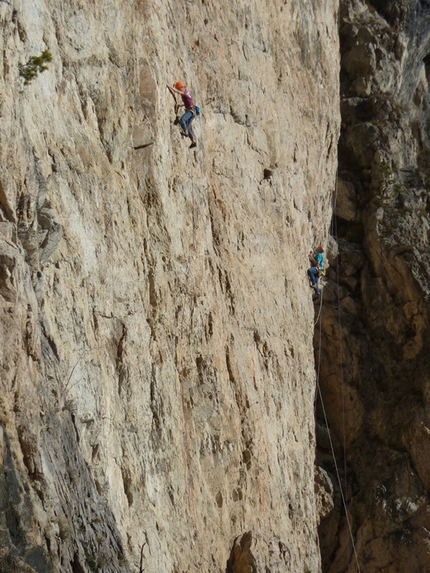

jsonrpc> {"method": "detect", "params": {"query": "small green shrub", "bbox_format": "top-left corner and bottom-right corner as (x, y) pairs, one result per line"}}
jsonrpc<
(393, 182), (403, 194)
(19, 50), (52, 85)
(375, 161), (396, 190)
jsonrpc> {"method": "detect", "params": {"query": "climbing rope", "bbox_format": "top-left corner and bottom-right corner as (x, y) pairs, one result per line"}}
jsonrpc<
(177, 286), (197, 522)
(314, 288), (324, 326)
(315, 377), (362, 573)
(332, 218), (348, 501)
(175, 181), (203, 522)
(315, 305), (362, 571)
(313, 179), (362, 573)
(330, 175), (349, 500)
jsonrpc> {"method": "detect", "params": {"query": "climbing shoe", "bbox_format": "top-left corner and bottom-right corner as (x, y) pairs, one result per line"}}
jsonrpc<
(189, 141), (197, 149)
(180, 131), (188, 137)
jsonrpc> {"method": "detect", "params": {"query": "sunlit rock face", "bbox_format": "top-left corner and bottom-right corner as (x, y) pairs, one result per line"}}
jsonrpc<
(0, 1), (339, 572)
(317, 1), (430, 572)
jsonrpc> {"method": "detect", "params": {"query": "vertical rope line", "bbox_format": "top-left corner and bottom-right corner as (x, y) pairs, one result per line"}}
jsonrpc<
(177, 291), (196, 521)
(176, 178), (201, 523)
(313, 172), (362, 572)
(316, 286), (361, 571)
(331, 176), (348, 503)
(335, 228), (348, 500)
(191, 181), (197, 252)
(315, 376), (362, 573)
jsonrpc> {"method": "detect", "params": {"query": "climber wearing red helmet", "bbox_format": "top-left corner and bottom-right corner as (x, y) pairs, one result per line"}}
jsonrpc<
(166, 81), (197, 149)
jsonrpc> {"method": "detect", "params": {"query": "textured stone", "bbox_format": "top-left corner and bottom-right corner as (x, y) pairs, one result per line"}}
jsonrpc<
(0, 548), (38, 573)
(0, 1), (339, 572)
(318, 1), (430, 571)
(314, 466), (334, 524)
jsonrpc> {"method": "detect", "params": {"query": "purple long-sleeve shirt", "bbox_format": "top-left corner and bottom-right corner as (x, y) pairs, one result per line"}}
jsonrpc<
(181, 90), (194, 109)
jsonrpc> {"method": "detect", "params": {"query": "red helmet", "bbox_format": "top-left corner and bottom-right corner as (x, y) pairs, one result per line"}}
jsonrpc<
(175, 81), (185, 89)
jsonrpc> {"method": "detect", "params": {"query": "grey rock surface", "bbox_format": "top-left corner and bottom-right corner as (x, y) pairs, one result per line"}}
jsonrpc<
(0, 1), (339, 572)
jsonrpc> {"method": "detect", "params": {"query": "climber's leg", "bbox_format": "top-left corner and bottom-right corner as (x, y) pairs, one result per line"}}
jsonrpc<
(180, 110), (193, 135)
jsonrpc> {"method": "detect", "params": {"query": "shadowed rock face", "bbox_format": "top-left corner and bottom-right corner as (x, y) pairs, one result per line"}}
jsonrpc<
(317, 0), (430, 571)
(0, 1), (339, 572)
(0, 548), (38, 573)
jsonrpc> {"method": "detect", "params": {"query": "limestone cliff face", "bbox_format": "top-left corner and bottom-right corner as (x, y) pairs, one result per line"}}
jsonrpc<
(318, 1), (430, 571)
(0, 1), (339, 572)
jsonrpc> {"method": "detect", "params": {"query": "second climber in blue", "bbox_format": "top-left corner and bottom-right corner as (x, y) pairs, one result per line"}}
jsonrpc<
(308, 265), (321, 296)
(167, 81), (197, 149)
(310, 246), (325, 275)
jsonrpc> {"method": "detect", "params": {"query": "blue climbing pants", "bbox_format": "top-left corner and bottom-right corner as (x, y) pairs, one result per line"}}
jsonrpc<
(307, 267), (320, 295)
(180, 109), (195, 141)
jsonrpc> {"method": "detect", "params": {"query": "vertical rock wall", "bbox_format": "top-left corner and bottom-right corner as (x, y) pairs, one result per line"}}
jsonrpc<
(318, 1), (430, 571)
(0, 1), (340, 572)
